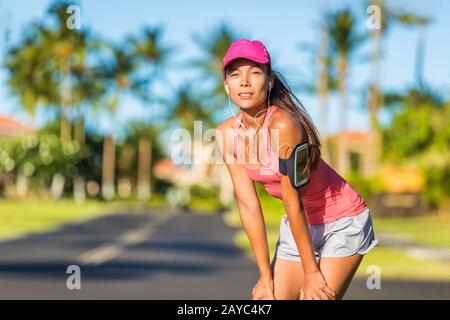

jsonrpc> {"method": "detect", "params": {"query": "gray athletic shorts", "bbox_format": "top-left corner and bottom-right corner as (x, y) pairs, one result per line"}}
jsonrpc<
(272, 207), (379, 263)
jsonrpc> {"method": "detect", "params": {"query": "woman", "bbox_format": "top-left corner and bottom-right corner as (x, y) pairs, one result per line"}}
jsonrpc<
(215, 39), (379, 300)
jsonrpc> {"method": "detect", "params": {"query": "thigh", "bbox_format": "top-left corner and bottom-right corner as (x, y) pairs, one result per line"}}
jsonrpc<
(271, 256), (305, 300)
(319, 253), (364, 300)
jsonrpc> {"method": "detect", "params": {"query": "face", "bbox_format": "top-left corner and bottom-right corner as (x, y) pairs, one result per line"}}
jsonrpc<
(223, 58), (271, 109)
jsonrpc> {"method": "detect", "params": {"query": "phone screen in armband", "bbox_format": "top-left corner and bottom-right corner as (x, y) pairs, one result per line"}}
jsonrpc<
(294, 141), (309, 187)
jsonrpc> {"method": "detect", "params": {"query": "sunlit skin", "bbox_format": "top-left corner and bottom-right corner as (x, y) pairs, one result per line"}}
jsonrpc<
(216, 58), (364, 300)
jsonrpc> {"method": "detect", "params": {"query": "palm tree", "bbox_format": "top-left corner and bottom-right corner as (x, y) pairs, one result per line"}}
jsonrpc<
(3, 1), (87, 198)
(5, 1), (92, 143)
(128, 26), (172, 201)
(316, 19), (333, 162)
(4, 24), (58, 118)
(4, 26), (63, 198)
(192, 24), (239, 120)
(170, 83), (215, 134)
(99, 26), (172, 201)
(71, 33), (108, 203)
(95, 26), (171, 202)
(167, 83), (215, 205)
(42, 2), (102, 202)
(365, 1), (432, 174)
(124, 123), (161, 201)
(326, 8), (365, 173)
(98, 44), (138, 200)
(46, 1), (88, 142)
(391, 12), (432, 90)
(297, 16), (338, 163)
(71, 37), (107, 145)
(366, 0), (385, 175)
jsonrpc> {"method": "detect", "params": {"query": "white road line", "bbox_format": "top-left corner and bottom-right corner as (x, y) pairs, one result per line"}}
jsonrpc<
(78, 213), (176, 266)
(79, 244), (123, 266)
(119, 228), (151, 245)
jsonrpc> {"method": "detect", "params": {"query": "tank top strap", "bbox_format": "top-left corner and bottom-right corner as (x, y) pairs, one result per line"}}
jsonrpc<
(262, 105), (278, 153)
(262, 104), (278, 129)
(233, 113), (243, 161)
(232, 113), (244, 129)
(233, 106), (278, 163)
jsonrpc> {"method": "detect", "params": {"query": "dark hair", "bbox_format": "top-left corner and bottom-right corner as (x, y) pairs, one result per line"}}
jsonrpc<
(268, 66), (322, 172)
(224, 63), (322, 172)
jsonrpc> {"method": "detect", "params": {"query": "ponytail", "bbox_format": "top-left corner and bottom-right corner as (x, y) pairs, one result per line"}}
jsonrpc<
(269, 68), (322, 172)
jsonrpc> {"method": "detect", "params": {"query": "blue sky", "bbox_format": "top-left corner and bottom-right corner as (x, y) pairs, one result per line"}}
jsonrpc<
(1, 0), (449, 142)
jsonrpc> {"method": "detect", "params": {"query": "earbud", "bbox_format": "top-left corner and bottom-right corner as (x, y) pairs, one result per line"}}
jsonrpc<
(269, 81), (272, 91)
(225, 86), (229, 95)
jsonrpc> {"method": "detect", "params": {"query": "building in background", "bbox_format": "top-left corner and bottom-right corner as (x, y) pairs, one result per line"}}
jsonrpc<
(0, 115), (36, 197)
(326, 131), (377, 177)
(0, 116), (35, 138)
(153, 139), (234, 210)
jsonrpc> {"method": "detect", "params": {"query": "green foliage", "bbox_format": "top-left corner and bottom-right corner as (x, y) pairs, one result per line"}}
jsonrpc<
(190, 184), (219, 199)
(0, 133), (90, 180)
(344, 173), (384, 204)
(382, 89), (450, 206)
(420, 165), (450, 207)
(186, 184), (222, 212)
(326, 8), (366, 58)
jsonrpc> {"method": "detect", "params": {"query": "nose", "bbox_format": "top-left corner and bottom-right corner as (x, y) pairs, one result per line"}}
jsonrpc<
(240, 79), (250, 87)
(240, 71), (251, 87)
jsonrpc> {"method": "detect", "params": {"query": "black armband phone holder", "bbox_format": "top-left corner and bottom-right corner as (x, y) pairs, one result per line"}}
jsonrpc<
(278, 141), (310, 189)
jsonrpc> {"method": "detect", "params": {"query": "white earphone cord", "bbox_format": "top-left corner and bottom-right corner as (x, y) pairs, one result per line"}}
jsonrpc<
(227, 82), (272, 130)
(227, 83), (273, 166)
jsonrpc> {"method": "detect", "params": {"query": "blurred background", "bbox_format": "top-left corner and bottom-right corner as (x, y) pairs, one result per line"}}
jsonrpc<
(0, 0), (449, 299)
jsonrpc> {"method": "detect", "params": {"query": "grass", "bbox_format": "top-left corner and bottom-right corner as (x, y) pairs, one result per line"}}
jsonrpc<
(355, 246), (450, 281)
(372, 214), (450, 248)
(226, 192), (450, 281)
(188, 197), (223, 214)
(147, 193), (170, 209)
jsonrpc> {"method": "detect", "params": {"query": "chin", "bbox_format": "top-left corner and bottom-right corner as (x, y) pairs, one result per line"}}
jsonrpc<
(237, 100), (258, 109)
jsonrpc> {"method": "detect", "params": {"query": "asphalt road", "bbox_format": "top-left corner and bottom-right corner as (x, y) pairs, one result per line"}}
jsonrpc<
(0, 209), (449, 300)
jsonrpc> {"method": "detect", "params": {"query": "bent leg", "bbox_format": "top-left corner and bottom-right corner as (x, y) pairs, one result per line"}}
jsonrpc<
(271, 256), (305, 300)
(319, 253), (364, 300)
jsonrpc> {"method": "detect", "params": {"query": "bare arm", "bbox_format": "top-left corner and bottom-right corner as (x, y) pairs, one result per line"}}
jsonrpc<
(215, 124), (272, 277)
(271, 111), (336, 300)
(270, 113), (319, 273)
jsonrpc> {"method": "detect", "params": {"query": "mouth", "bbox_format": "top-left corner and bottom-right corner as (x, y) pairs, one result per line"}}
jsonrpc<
(238, 92), (253, 99)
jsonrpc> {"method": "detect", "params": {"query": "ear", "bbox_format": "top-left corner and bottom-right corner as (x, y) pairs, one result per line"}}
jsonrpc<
(223, 81), (229, 95)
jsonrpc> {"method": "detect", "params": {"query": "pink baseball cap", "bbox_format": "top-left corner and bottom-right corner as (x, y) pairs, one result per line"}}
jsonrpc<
(222, 39), (271, 74)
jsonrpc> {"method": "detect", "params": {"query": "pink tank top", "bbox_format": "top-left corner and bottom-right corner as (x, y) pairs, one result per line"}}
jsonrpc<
(233, 104), (367, 225)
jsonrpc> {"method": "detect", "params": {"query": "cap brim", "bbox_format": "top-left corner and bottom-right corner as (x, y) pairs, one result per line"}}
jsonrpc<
(222, 55), (270, 73)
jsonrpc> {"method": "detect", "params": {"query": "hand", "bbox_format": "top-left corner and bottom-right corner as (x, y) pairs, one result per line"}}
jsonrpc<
(300, 270), (336, 300)
(252, 274), (276, 300)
